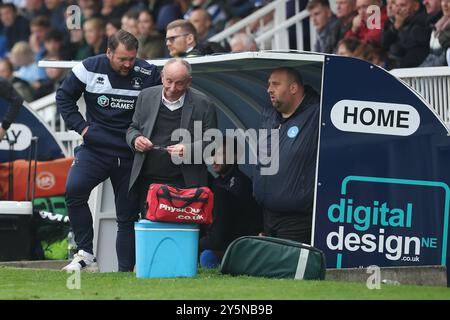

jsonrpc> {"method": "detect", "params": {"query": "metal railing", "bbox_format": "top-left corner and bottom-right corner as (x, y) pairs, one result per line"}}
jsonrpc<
(209, 0), (314, 51)
(390, 66), (450, 125)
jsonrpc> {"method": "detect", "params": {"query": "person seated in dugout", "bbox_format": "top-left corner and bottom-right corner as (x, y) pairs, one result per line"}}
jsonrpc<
(199, 137), (263, 268)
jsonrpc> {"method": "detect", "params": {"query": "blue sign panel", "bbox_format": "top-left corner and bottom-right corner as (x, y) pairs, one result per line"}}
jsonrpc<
(314, 56), (450, 274)
(0, 100), (65, 162)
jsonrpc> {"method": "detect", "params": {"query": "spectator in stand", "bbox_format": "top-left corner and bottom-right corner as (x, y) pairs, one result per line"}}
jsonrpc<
(183, 0), (228, 34)
(307, 0), (338, 53)
(353, 39), (389, 67)
(69, 23), (90, 61)
(189, 8), (217, 45)
(0, 58), (34, 102)
(154, 0), (187, 34)
(100, 0), (129, 21)
(382, 0), (398, 55)
(165, 19), (200, 57)
(121, 9), (140, 37)
(345, 0), (388, 43)
(420, 0), (450, 66)
(199, 137), (263, 268)
(165, 19), (226, 57)
(0, 3), (30, 51)
(29, 15), (51, 61)
(106, 18), (122, 38)
(229, 32), (258, 52)
(10, 41), (47, 84)
(44, 0), (69, 43)
(81, 0), (102, 20)
(22, 0), (49, 21)
(381, 0), (431, 68)
(83, 18), (108, 57)
(137, 10), (165, 60)
(424, 0), (443, 27)
(33, 54), (68, 99)
(336, 37), (361, 55)
(43, 28), (75, 61)
(329, 0), (357, 52)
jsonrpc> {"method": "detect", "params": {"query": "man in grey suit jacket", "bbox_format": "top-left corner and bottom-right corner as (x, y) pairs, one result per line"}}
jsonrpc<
(126, 58), (217, 213)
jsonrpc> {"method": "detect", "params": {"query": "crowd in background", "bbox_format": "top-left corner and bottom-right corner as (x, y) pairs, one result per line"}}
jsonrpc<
(0, 0), (448, 103)
(307, 0), (450, 69)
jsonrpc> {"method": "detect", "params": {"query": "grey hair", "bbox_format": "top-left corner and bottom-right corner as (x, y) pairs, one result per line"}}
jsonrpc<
(229, 33), (258, 51)
(162, 58), (192, 77)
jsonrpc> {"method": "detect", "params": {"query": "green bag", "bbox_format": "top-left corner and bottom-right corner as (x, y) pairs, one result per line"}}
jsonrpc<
(220, 236), (326, 280)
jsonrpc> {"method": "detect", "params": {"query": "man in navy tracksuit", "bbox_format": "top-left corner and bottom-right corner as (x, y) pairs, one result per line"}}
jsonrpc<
(56, 30), (161, 272)
(253, 67), (320, 244)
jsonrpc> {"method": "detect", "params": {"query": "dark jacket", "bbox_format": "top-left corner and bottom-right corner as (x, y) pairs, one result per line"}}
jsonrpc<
(0, 77), (23, 130)
(56, 54), (161, 159)
(381, 9), (431, 68)
(2, 15), (30, 50)
(126, 85), (217, 191)
(253, 85), (320, 213)
(199, 168), (262, 252)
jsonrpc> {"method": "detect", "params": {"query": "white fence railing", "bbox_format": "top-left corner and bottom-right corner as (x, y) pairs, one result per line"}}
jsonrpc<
(390, 66), (450, 125)
(29, 64), (450, 157)
(209, 0), (314, 51)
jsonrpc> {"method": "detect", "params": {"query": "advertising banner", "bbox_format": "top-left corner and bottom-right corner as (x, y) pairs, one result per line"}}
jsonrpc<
(313, 56), (450, 272)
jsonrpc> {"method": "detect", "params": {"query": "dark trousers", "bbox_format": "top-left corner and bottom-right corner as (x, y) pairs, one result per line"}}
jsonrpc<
(65, 145), (139, 272)
(263, 208), (312, 244)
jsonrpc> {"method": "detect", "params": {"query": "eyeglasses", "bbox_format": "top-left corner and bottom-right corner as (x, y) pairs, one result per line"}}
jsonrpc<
(165, 34), (189, 43)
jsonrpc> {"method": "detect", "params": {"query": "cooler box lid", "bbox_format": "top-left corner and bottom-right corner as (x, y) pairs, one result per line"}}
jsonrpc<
(135, 219), (198, 230)
(0, 201), (33, 215)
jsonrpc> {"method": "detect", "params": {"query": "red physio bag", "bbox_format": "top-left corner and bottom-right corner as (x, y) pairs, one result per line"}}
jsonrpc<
(146, 184), (213, 224)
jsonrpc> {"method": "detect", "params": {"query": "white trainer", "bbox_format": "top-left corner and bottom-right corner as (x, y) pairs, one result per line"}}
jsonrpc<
(62, 250), (99, 272)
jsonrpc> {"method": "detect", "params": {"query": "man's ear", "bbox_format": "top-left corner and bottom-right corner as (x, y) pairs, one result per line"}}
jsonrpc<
(106, 48), (112, 59)
(186, 33), (195, 46)
(289, 82), (298, 95)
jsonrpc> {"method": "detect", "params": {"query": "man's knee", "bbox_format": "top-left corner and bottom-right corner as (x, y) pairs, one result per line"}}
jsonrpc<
(65, 178), (92, 207)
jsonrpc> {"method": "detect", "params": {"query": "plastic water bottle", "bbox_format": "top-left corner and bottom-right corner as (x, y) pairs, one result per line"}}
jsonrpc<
(382, 279), (400, 285)
(67, 230), (77, 260)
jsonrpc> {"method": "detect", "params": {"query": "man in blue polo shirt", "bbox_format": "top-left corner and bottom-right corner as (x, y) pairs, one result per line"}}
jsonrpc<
(56, 30), (161, 272)
(253, 67), (320, 244)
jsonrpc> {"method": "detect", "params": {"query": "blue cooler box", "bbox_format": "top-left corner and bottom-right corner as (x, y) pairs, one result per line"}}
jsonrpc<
(135, 220), (199, 278)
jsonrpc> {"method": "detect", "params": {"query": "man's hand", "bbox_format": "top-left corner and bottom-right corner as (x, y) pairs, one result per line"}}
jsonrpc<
(394, 7), (409, 30)
(0, 127), (6, 140)
(134, 135), (153, 152)
(80, 126), (89, 137)
(352, 15), (362, 33)
(166, 144), (185, 157)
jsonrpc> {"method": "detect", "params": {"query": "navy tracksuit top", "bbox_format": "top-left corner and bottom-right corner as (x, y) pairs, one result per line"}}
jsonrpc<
(56, 54), (161, 159)
(253, 85), (321, 213)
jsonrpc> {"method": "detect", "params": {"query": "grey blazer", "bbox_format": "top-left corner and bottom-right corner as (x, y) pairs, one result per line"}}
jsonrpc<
(126, 85), (217, 192)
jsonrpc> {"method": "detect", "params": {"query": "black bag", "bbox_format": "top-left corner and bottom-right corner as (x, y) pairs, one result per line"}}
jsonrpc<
(220, 236), (326, 280)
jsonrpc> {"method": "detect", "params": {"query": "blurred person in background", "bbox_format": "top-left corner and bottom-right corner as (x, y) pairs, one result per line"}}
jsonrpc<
(0, 3), (30, 51)
(336, 36), (361, 55)
(420, 0), (450, 66)
(0, 58), (34, 101)
(329, 0), (357, 52)
(345, 0), (387, 43)
(229, 32), (258, 52)
(307, 0), (338, 53)
(10, 41), (47, 84)
(106, 18), (122, 38)
(83, 17), (108, 57)
(189, 8), (217, 45)
(29, 15), (51, 60)
(137, 9), (165, 59)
